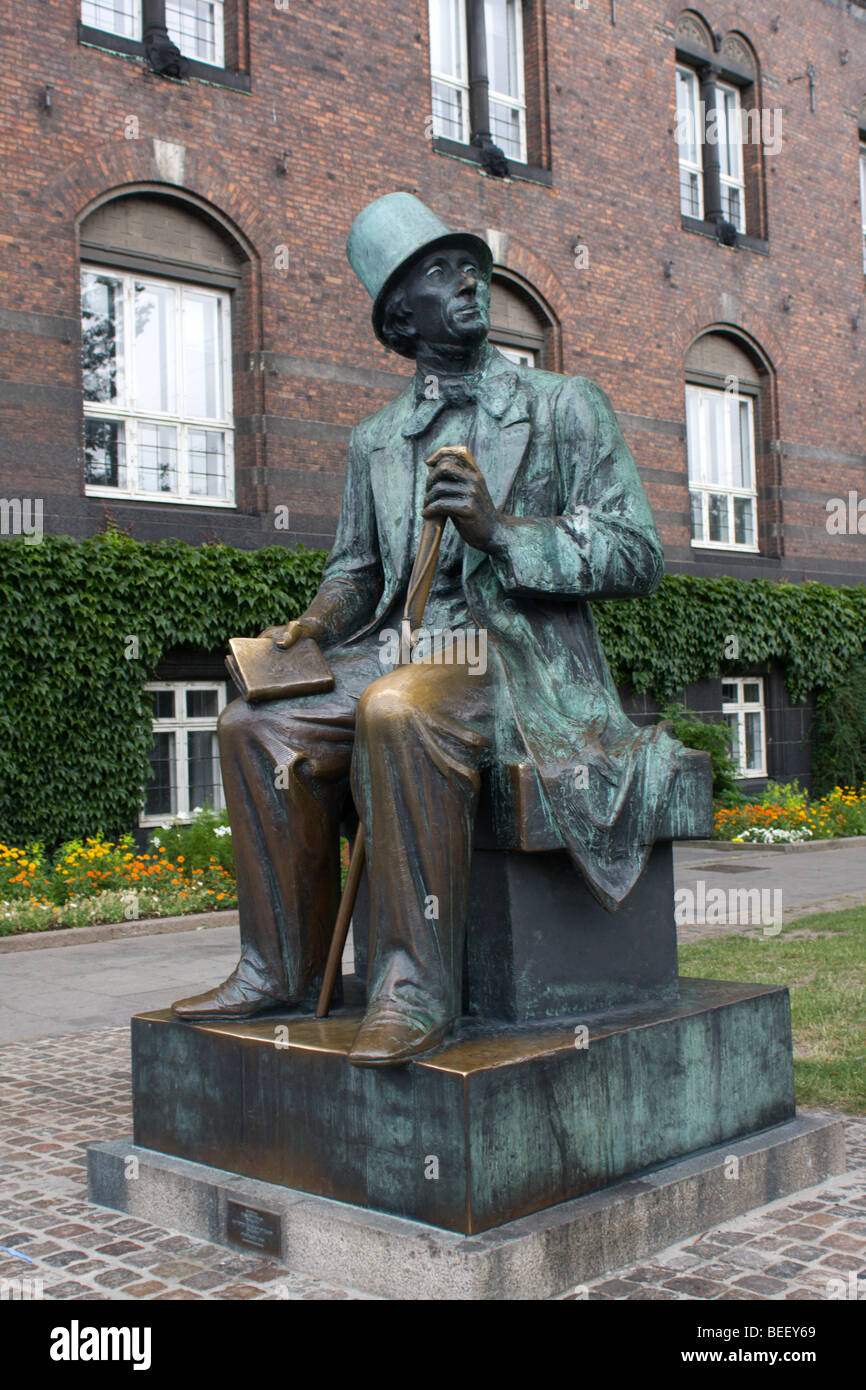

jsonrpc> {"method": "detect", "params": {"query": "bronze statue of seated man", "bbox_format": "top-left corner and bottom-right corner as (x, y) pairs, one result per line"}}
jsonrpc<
(172, 193), (685, 1067)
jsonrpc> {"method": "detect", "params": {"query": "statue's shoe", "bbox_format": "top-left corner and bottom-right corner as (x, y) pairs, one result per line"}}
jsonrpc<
(347, 1007), (455, 1067)
(171, 976), (289, 1022)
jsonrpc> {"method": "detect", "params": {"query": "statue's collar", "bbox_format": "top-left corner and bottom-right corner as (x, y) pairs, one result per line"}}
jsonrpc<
(403, 347), (522, 438)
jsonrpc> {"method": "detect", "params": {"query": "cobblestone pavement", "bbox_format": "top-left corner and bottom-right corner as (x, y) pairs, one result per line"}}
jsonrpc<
(1, 1026), (864, 1302)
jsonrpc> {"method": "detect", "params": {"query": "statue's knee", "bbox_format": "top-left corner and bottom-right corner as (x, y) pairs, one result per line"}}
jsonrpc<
(357, 673), (415, 738)
(218, 696), (254, 747)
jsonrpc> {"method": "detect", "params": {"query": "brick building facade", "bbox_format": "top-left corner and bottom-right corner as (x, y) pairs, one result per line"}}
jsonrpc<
(2, 1), (865, 817)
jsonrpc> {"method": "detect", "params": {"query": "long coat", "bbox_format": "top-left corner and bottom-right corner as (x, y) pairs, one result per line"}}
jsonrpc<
(305, 347), (685, 912)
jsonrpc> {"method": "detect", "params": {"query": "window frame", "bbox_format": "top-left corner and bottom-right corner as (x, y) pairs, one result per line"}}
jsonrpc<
(485, 0), (527, 164)
(141, 680), (227, 826)
(676, 64), (705, 221)
(165, 0), (225, 68)
(721, 676), (767, 780)
(715, 80), (747, 234)
(81, 263), (236, 508)
(685, 381), (759, 553)
(429, 0), (471, 147)
(81, 0), (141, 39)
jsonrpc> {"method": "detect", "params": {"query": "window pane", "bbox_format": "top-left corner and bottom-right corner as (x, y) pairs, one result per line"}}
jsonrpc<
(485, 0), (520, 100)
(736, 397), (754, 489)
(743, 712), (762, 772)
(721, 683), (738, 703)
(150, 689), (175, 720)
(187, 730), (223, 812)
(166, 0), (223, 65)
(723, 712), (741, 768)
(733, 495), (755, 546)
(431, 79), (468, 141)
(188, 429), (226, 498)
(134, 282), (176, 415)
(145, 731), (176, 818)
(489, 99), (522, 159)
(139, 423), (178, 493)
(84, 419), (126, 488)
(429, 0), (465, 81)
(689, 491), (704, 541)
(706, 393), (725, 486)
(675, 68), (701, 167)
(717, 87), (743, 182)
(679, 168), (702, 219)
(743, 682), (761, 705)
(82, 0), (138, 38)
(685, 387), (703, 485)
(81, 272), (124, 404)
(186, 688), (219, 719)
(182, 292), (222, 420)
(707, 492), (730, 543)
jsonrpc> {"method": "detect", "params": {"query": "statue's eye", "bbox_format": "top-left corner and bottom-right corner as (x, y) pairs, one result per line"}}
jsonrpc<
(425, 264), (444, 278)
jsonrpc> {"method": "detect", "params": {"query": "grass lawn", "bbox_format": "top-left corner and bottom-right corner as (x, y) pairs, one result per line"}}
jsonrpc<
(679, 905), (866, 1114)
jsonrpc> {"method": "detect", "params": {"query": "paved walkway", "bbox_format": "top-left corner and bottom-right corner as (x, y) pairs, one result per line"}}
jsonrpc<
(0, 1025), (863, 1301)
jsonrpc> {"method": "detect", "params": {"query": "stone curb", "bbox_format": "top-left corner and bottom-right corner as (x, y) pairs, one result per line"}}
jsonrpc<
(683, 835), (866, 854)
(0, 908), (239, 954)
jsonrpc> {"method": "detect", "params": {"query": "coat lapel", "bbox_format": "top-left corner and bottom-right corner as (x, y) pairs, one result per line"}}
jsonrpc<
(463, 388), (531, 579)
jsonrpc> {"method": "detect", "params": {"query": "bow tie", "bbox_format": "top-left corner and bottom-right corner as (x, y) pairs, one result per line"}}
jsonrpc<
(403, 367), (520, 438)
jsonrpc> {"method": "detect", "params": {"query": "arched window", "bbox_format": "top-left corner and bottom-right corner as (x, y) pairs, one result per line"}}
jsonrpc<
(684, 331), (772, 553)
(79, 193), (244, 506)
(488, 271), (555, 368)
(674, 13), (768, 243)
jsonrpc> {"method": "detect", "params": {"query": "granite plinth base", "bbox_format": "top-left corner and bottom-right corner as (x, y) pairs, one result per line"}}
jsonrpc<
(130, 978), (797, 1235)
(87, 1114), (845, 1300)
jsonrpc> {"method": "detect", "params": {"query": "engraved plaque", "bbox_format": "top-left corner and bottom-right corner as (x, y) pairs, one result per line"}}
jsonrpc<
(226, 1199), (281, 1256)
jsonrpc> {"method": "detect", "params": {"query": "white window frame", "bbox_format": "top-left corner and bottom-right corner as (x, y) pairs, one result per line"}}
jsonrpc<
(81, 0), (141, 39)
(721, 677), (767, 779)
(860, 143), (866, 274)
(715, 81), (747, 234)
(493, 342), (535, 367)
(82, 265), (235, 507)
(676, 65), (705, 221)
(686, 383), (759, 552)
(429, 0), (471, 146)
(166, 0), (225, 68)
(141, 681), (227, 826)
(485, 0), (527, 164)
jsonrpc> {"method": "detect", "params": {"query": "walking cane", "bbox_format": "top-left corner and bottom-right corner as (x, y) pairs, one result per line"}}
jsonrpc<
(315, 502), (447, 1018)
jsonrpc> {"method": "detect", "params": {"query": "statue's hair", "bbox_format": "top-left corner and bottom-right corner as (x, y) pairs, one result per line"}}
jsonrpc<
(379, 284), (418, 358)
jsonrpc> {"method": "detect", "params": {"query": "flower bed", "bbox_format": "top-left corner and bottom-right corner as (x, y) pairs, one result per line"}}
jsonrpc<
(714, 784), (866, 842)
(0, 809), (236, 936)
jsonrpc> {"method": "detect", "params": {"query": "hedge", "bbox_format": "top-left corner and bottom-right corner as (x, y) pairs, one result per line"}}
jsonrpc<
(2, 531), (865, 846)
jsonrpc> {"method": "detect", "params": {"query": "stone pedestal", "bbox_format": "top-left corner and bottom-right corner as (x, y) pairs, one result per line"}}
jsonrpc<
(353, 842), (679, 1021)
(128, 977), (796, 1236)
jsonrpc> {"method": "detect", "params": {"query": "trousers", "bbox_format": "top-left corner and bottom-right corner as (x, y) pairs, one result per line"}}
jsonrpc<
(217, 642), (496, 1025)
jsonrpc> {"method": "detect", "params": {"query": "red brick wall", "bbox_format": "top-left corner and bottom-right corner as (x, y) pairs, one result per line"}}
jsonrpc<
(1, 0), (865, 582)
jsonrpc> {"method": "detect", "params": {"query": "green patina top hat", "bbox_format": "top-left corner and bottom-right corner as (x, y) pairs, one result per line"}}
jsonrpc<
(346, 192), (493, 348)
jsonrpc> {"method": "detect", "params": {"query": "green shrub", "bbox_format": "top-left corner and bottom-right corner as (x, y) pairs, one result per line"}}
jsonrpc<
(661, 703), (740, 799)
(147, 805), (233, 874)
(811, 659), (866, 796)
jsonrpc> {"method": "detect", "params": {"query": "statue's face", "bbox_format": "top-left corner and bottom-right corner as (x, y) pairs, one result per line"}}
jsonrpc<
(398, 245), (490, 352)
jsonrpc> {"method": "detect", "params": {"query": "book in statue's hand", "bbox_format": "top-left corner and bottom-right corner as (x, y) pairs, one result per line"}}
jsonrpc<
(226, 636), (335, 703)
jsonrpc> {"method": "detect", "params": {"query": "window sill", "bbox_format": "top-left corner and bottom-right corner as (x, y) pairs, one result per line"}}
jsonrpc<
(78, 24), (251, 92)
(431, 137), (552, 188)
(690, 539), (760, 554)
(85, 487), (236, 508)
(680, 216), (769, 256)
